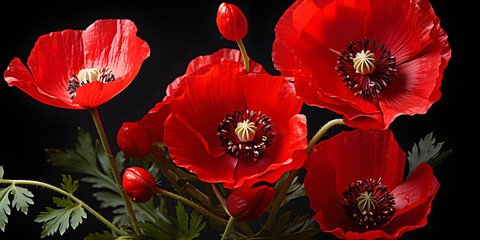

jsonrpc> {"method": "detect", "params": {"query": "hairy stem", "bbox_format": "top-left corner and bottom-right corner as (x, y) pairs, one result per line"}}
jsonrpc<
(0, 179), (126, 236)
(89, 108), (139, 234)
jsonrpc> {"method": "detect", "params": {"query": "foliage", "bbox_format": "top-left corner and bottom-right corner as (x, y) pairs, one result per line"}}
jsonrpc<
(34, 174), (87, 238)
(0, 172), (35, 231)
(407, 132), (452, 178)
(137, 200), (206, 240)
(46, 128), (167, 227)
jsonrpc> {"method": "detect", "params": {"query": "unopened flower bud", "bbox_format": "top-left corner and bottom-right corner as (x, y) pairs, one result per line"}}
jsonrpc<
(123, 167), (157, 203)
(216, 2), (248, 41)
(117, 122), (152, 159)
(226, 185), (274, 221)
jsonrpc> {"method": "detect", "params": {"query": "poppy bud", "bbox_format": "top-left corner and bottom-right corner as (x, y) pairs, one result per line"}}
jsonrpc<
(226, 185), (275, 221)
(117, 122), (152, 159)
(123, 167), (157, 203)
(216, 2), (248, 41)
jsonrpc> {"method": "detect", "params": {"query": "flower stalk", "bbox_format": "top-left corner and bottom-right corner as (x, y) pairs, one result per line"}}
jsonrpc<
(89, 108), (139, 234)
(236, 39), (250, 73)
(221, 216), (236, 240)
(156, 188), (247, 238)
(0, 179), (126, 236)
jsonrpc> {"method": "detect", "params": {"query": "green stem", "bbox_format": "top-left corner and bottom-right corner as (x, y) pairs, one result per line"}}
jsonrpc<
(211, 184), (229, 216)
(261, 118), (345, 232)
(89, 108), (139, 234)
(236, 39), (249, 73)
(0, 179), (126, 236)
(221, 216), (236, 240)
(147, 153), (183, 195)
(156, 188), (247, 238)
(306, 118), (345, 154)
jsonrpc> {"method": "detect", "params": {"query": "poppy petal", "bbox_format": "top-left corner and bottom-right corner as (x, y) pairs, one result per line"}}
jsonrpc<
(164, 111), (237, 185)
(226, 114), (308, 189)
(168, 63), (247, 158)
(5, 58), (79, 109)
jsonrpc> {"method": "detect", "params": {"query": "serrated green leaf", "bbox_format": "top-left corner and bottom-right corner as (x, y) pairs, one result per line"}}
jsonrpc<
(60, 174), (79, 194)
(407, 132), (445, 178)
(35, 196), (87, 237)
(0, 185), (13, 231)
(0, 184), (34, 231)
(11, 185), (34, 214)
(47, 128), (166, 230)
(259, 213), (319, 240)
(138, 201), (206, 240)
(84, 231), (117, 240)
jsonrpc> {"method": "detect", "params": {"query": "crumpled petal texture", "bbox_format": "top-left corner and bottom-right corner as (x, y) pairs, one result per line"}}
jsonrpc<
(273, 0), (451, 130)
(303, 129), (439, 239)
(4, 19), (150, 109)
(163, 59), (307, 189)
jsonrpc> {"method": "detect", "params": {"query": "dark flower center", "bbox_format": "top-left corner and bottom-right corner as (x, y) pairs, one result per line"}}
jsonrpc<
(341, 178), (396, 229)
(67, 67), (116, 99)
(216, 110), (275, 162)
(335, 38), (397, 99)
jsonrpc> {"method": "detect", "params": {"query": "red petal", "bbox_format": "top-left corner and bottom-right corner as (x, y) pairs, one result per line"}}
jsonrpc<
(227, 114), (308, 189)
(239, 73), (302, 138)
(72, 77), (129, 108)
(164, 111), (237, 185)
(137, 101), (172, 143)
(82, 19), (150, 80)
(26, 29), (84, 104)
(168, 63), (247, 158)
(4, 58), (79, 109)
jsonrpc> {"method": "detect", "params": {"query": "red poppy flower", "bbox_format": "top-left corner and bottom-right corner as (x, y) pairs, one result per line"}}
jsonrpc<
(4, 19), (150, 109)
(163, 61), (307, 189)
(273, 0), (451, 130)
(304, 129), (439, 239)
(132, 48), (267, 146)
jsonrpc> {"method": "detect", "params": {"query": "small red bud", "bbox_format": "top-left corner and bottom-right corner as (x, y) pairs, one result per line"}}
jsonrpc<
(123, 167), (157, 203)
(226, 185), (275, 221)
(117, 122), (152, 159)
(216, 2), (248, 41)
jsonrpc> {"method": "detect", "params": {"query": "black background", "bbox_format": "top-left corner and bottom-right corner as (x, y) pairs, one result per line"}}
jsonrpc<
(0, 0), (473, 239)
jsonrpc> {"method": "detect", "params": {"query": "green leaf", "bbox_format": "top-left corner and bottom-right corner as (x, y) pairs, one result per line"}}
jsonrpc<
(61, 174), (79, 194)
(138, 201), (206, 240)
(0, 166), (4, 179)
(256, 212), (319, 240)
(11, 185), (34, 214)
(84, 231), (117, 240)
(35, 196), (87, 237)
(0, 184), (34, 231)
(47, 127), (167, 229)
(407, 132), (450, 178)
(0, 185), (13, 231)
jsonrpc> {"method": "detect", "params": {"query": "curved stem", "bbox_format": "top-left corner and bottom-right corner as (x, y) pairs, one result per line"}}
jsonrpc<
(261, 118), (345, 232)
(89, 108), (139, 234)
(156, 188), (247, 238)
(236, 39), (249, 73)
(306, 118), (345, 154)
(221, 216), (236, 240)
(0, 179), (126, 236)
